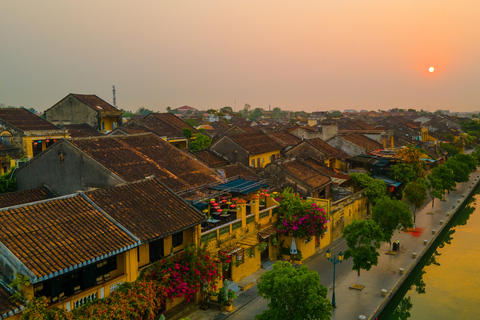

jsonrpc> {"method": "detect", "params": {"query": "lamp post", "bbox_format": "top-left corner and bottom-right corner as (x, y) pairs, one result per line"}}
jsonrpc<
(326, 249), (344, 308)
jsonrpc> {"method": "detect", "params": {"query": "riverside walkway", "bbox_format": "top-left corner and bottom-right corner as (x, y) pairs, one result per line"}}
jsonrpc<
(187, 168), (480, 320)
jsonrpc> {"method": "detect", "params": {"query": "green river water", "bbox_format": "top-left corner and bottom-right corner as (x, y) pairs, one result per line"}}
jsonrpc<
(379, 185), (480, 319)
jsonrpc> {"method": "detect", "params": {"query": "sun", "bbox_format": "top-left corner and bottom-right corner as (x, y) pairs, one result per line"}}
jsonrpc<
(428, 66), (435, 73)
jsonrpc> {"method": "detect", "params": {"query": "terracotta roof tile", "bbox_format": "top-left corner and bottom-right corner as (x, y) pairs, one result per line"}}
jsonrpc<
(0, 194), (136, 278)
(71, 94), (120, 112)
(69, 134), (219, 192)
(303, 157), (337, 176)
(0, 187), (53, 209)
(281, 159), (331, 188)
(63, 124), (104, 138)
(86, 179), (204, 242)
(229, 131), (282, 155)
(192, 150), (231, 168)
(306, 138), (342, 158)
(220, 163), (258, 179)
(267, 131), (302, 148)
(145, 113), (199, 136)
(341, 133), (383, 151)
(0, 285), (19, 315)
(0, 108), (61, 131)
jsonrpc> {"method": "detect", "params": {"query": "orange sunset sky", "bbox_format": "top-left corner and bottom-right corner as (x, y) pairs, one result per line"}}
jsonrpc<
(1, 0), (479, 112)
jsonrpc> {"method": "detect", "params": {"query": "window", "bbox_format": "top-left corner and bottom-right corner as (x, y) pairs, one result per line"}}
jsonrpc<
(251, 159), (255, 167)
(102, 122), (105, 131)
(172, 231), (184, 247)
(257, 158), (261, 167)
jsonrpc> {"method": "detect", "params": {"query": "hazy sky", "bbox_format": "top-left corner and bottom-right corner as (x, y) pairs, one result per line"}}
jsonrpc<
(1, 1), (479, 113)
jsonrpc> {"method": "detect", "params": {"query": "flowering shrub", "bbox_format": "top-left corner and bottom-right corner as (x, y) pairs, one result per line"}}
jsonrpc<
(275, 188), (328, 239)
(142, 245), (221, 303)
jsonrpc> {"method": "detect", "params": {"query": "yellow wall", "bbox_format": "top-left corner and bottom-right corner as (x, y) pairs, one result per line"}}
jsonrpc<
(100, 117), (118, 132)
(249, 150), (281, 168)
(168, 139), (188, 149)
(22, 134), (69, 159)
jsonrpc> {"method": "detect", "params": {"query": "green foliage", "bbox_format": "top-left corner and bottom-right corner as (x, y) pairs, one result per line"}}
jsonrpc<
(10, 273), (30, 304)
(444, 159), (470, 183)
(135, 107), (153, 115)
(440, 142), (459, 157)
(219, 106), (233, 114)
(451, 153), (477, 173)
(249, 108), (265, 121)
(184, 119), (199, 127)
(395, 144), (425, 178)
(189, 133), (211, 151)
(390, 163), (419, 185)
(256, 261), (332, 320)
(391, 297), (413, 320)
(350, 173), (387, 205)
(182, 128), (193, 139)
(0, 169), (16, 194)
(429, 165), (456, 193)
(372, 197), (413, 244)
(403, 180), (428, 225)
(271, 107), (286, 119)
(461, 120), (480, 133)
(206, 109), (217, 114)
(342, 220), (384, 279)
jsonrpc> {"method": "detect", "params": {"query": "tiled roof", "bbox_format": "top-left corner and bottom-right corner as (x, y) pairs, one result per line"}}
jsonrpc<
(0, 108), (61, 131)
(282, 159), (331, 189)
(71, 94), (120, 112)
(0, 194), (136, 278)
(220, 163), (258, 179)
(85, 179), (204, 242)
(69, 134), (219, 192)
(192, 150), (231, 168)
(0, 187), (53, 209)
(0, 284), (19, 316)
(307, 138), (342, 158)
(229, 131), (282, 155)
(146, 113), (199, 135)
(209, 121), (230, 133)
(341, 133), (383, 151)
(303, 157), (337, 176)
(267, 131), (302, 148)
(123, 118), (179, 138)
(63, 124), (104, 138)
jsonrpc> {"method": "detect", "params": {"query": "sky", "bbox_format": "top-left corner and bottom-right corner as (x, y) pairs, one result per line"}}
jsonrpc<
(1, 0), (480, 113)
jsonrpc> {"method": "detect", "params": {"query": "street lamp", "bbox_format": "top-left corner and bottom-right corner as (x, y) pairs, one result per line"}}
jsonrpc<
(325, 249), (344, 308)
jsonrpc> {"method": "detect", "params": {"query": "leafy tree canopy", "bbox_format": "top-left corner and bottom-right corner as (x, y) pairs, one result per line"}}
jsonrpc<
(135, 107), (153, 115)
(452, 153), (477, 172)
(350, 173), (387, 205)
(185, 119), (199, 127)
(182, 128), (193, 139)
(444, 158), (470, 183)
(395, 144), (425, 178)
(372, 197), (412, 244)
(440, 142), (459, 157)
(429, 165), (456, 192)
(256, 261), (332, 320)
(189, 133), (211, 151)
(342, 220), (384, 279)
(220, 106), (233, 114)
(249, 108), (265, 121)
(389, 163), (418, 186)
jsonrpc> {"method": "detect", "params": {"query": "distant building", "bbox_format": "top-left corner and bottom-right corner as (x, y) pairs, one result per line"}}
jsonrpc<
(45, 94), (123, 133)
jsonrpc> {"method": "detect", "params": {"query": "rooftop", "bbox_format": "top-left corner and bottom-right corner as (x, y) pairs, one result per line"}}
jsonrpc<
(69, 133), (219, 192)
(0, 108), (61, 131)
(341, 133), (383, 151)
(63, 123), (103, 138)
(281, 159), (331, 189)
(306, 138), (342, 158)
(229, 131), (282, 155)
(71, 94), (120, 112)
(267, 130), (302, 148)
(192, 150), (231, 168)
(85, 178), (205, 242)
(0, 187), (54, 209)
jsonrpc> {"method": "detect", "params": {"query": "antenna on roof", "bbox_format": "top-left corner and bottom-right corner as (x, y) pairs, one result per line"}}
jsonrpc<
(112, 85), (117, 107)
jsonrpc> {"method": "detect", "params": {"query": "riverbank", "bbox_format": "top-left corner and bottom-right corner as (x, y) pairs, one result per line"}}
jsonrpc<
(185, 168), (480, 320)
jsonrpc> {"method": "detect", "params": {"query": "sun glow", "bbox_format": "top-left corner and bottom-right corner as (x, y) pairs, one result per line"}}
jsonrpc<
(429, 66), (435, 73)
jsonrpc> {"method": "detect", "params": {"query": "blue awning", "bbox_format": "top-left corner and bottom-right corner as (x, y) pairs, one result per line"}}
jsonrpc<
(375, 176), (402, 187)
(210, 178), (268, 195)
(421, 158), (436, 163)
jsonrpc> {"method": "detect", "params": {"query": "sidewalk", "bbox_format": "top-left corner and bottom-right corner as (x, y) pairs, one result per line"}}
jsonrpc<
(186, 169), (480, 320)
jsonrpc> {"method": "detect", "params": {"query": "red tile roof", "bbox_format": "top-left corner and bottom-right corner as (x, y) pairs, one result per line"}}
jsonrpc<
(146, 113), (199, 135)
(192, 150), (231, 168)
(282, 159), (331, 189)
(0, 187), (53, 209)
(220, 163), (258, 179)
(85, 179), (204, 242)
(0, 194), (136, 278)
(69, 133), (219, 192)
(341, 133), (383, 151)
(63, 124), (104, 138)
(267, 131), (302, 148)
(0, 108), (61, 131)
(229, 131), (282, 155)
(71, 94), (120, 112)
(0, 285), (19, 316)
(306, 138), (342, 158)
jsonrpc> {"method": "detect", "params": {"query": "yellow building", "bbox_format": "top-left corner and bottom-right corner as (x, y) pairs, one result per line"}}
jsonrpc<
(0, 108), (69, 159)
(0, 178), (204, 318)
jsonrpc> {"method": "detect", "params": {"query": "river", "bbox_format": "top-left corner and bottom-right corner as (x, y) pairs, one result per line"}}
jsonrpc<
(379, 185), (480, 319)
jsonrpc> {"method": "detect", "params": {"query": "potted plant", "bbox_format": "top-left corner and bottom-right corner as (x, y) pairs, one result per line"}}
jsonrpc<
(222, 290), (237, 311)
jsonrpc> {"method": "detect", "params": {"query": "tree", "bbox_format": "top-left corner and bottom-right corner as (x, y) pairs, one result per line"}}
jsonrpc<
(256, 261), (332, 320)
(390, 163), (418, 186)
(452, 153), (477, 173)
(444, 159), (470, 183)
(26, 107), (38, 114)
(121, 109), (134, 117)
(185, 119), (199, 127)
(189, 133), (211, 151)
(395, 144), (425, 178)
(403, 180), (428, 229)
(372, 197), (413, 249)
(0, 170), (16, 194)
(429, 165), (456, 197)
(182, 128), (193, 140)
(342, 220), (384, 285)
(220, 106), (233, 114)
(440, 142), (459, 158)
(136, 107), (153, 115)
(350, 173), (387, 205)
(166, 106), (171, 112)
(271, 107), (286, 119)
(423, 176), (443, 207)
(249, 108), (265, 121)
